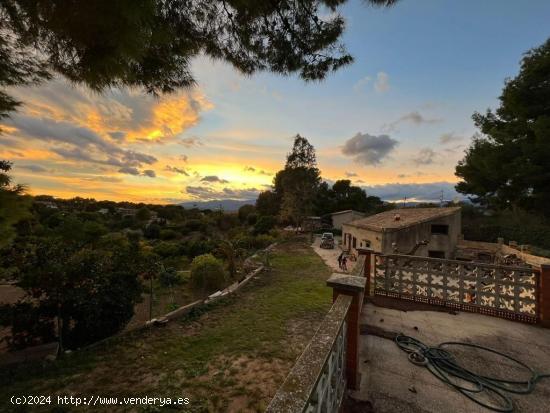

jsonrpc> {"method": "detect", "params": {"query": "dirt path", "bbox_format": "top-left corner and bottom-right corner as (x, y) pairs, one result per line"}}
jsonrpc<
(311, 235), (356, 273)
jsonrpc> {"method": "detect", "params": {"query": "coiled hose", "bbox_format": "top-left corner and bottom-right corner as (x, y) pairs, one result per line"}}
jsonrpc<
(395, 334), (550, 412)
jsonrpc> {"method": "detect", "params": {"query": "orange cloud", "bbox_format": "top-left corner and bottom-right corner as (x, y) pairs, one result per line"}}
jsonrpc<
(132, 92), (213, 142)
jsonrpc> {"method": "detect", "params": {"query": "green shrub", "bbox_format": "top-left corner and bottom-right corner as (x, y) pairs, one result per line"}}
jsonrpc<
(153, 241), (180, 257)
(247, 213), (258, 225)
(158, 268), (182, 287)
(178, 270), (191, 284)
(189, 254), (228, 295)
(159, 229), (179, 240)
(182, 239), (215, 258)
(253, 234), (275, 249)
(185, 219), (204, 232)
(462, 209), (550, 251)
(238, 204), (256, 222)
(144, 223), (161, 239)
(217, 213), (240, 231)
(254, 215), (275, 234)
(163, 256), (190, 270)
(234, 234), (275, 250)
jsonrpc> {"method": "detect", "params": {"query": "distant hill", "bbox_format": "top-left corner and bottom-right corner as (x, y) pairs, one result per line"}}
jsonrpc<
(180, 199), (255, 212)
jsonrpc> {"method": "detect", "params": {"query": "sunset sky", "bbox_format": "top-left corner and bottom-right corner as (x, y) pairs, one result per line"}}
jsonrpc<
(2, 0), (550, 204)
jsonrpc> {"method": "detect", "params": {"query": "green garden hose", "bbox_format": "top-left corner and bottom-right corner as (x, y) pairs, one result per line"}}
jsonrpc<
(395, 334), (550, 412)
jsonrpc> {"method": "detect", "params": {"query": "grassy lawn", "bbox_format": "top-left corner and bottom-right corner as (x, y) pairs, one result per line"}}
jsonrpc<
(1, 238), (333, 412)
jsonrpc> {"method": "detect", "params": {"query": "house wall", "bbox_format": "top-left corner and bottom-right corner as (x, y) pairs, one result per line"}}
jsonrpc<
(342, 210), (461, 258)
(332, 211), (366, 231)
(341, 224), (382, 252)
(383, 212), (461, 258)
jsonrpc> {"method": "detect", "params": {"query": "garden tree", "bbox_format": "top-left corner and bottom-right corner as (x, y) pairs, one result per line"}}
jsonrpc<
(0, 0), (398, 120)
(189, 254), (228, 296)
(215, 211), (240, 231)
(332, 179), (367, 209)
(313, 181), (335, 214)
(276, 135), (321, 226)
(237, 204), (256, 222)
(328, 179), (386, 214)
(285, 134), (318, 168)
(247, 212), (258, 225)
(136, 207), (151, 221)
(144, 223), (161, 239)
(456, 38), (550, 216)
(0, 160), (31, 247)
(255, 190), (281, 217)
(254, 215), (276, 235)
(1, 235), (154, 349)
(157, 204), (184, 221)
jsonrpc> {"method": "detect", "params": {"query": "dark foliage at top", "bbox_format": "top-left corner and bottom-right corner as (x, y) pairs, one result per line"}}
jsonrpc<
(456, 38), (550, 217)
(0, 0), (398, 119)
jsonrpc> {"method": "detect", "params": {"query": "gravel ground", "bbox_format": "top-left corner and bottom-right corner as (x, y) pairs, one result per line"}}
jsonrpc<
(311, 235), (356, 273)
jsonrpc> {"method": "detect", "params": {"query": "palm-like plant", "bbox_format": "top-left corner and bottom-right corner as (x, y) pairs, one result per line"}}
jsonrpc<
(0, 160), (31, 248)
(215, 239), (245, 280)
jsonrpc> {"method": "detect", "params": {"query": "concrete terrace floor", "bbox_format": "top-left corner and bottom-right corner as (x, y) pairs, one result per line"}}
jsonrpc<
(353, 301), (550, 413)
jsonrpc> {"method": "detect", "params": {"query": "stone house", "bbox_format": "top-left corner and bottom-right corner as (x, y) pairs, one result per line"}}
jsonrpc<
(342, 207), (461, 258)
(330, 210), (366, 231)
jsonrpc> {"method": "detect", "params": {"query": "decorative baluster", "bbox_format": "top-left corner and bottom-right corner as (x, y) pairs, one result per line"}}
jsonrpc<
(513, 270), (521, 313)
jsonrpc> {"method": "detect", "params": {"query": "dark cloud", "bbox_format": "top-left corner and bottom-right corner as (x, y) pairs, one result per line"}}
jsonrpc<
(443, 144), (466, 155)
(108, 131), (126, 140)
(118, 166), (140, 175)
(184, 186), (261, 200)
(8, 114), (113, 150)
(8, 113), (157, 171)
(179, 137), (203, 148)
(16, 164), (48, 173)
(123, 151), (157, 165)
(412, 148), (438, 165)
(179, 155), (189, 162)
(165, 165), (189, 175)
(439, 132), (464, 145)
(383, 111), (442, 132)
(51, 146), (156, 170)
(396, 172), (426, 179)
(362, 182), (464, 202)
(201, 175), (229, 184)
(222, 187), (261, 199)
(244, 166), (272, 176)
(184, 186), (216, 198)
(9, 77), (206, 143)
(83, 176), (123, 183)
(52, 147), (101, 163)
(142, 169), (156, 178)
(341, 133), (398, 165)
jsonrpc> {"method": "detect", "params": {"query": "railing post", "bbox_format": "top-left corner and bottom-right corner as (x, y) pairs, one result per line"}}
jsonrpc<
(327, 273), (366, 390)
(356, 248), (373, 296)
(540, 264), (550, 327)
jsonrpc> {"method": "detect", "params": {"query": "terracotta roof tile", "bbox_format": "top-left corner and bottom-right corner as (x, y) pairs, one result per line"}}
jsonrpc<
(344, 207), (460, 232)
